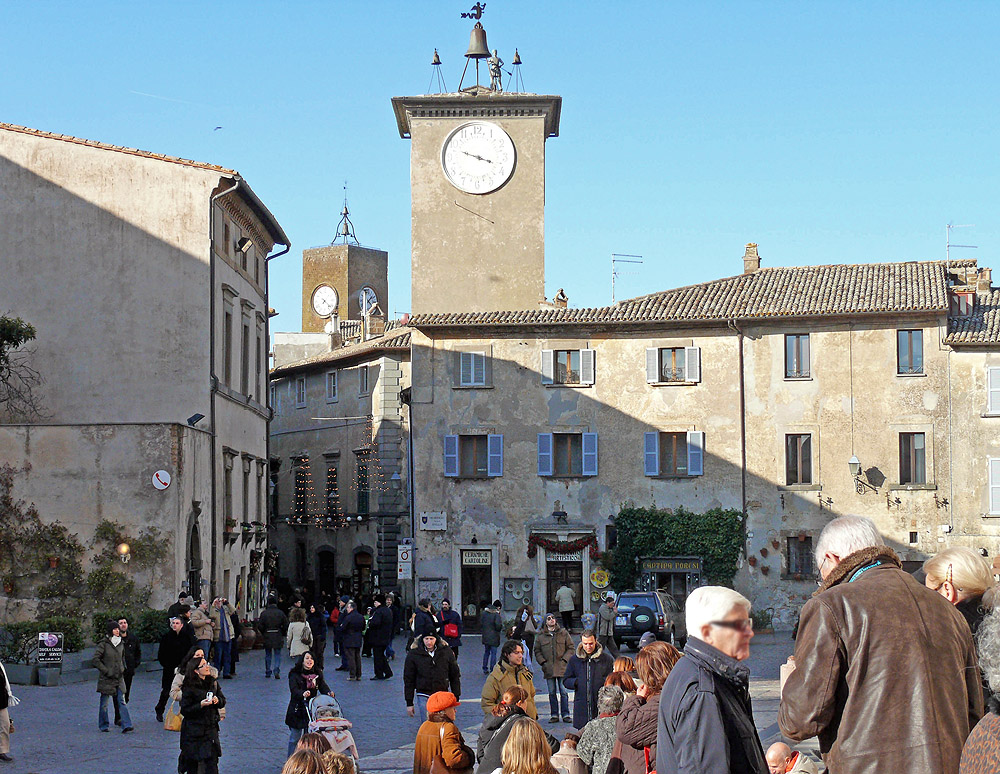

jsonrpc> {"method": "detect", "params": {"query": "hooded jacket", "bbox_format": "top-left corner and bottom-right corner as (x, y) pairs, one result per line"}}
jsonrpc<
(563, 640), (614, 728)
(403, 636), (461, 706)
(533, 624), (574, 679)
(481, 658), (538, 719)
(93, 635), (126, 696)
(779, 546), (982, 774)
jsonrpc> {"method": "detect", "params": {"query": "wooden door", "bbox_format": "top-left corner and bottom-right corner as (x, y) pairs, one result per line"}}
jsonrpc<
(546, 561), (584, 618)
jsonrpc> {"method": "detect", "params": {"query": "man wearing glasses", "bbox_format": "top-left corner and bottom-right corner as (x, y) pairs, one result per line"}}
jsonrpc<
(779, 515), (982, 774)
(657, 586), (768, 773)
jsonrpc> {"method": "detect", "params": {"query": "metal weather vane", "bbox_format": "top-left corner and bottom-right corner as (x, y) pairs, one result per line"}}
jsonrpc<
(462, 2), (486, 19)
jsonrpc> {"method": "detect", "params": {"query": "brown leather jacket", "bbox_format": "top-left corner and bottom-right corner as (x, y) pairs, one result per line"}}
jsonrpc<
(779, 546), (983, 774)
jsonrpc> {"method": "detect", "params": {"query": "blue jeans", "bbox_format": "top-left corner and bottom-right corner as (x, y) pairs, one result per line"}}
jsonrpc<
(547, 677), (569, 719)
(99, 689), (131, 731)
(385, 635), (395, 659)
(482, 645), (498, 673)
(214, 639), (232, 676)
(412, 692), (430, 728)
(288, 726), (305, 756)
(196, 639), (212, 660)
(265, 647), (282, 676)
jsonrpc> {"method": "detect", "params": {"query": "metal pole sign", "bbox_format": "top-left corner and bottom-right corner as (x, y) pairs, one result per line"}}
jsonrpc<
(397, 544), (413, 580)
(37, 632), (64, 665)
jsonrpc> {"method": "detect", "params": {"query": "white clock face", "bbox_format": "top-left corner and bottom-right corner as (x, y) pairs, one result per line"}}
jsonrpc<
(311, 285), (338, 317)
(358, 286), (378, 315)
(441, 121), (516, 195)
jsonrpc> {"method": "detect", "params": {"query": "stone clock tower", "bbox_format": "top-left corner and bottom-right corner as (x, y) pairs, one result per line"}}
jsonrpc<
(392, 87), (561, 314)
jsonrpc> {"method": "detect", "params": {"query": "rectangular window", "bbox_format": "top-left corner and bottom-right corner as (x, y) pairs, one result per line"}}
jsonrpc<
(787, 537), (814, 576)
(326, 371), (338, 402)
(460, 435), (488, 478)
(897, 330), (923, 375)
(295, 377), (306, 408)
(899, 432), (926, 484)
(785, 434), (813, 485)
(356, 453), (370, 515)
(460, 351), (487, 386)
(223, 309), (233, 386)
(646, 347), (701, 384)
(224, 463), (233, 521)
(554, 433), (583, 476)
(555, 350), (580, 384)
(223, 221), (231, 256)
(326, 464), (339, 518)
(644, 431), (704, 476)
(785, 334), (810, 378)
(990, 459), (1000, 515)
(255, 328), (263, 402)
(241, 322), (250, 395)
(989, 367), (1000, 414)
(659, 348), (686, 382)
(951, 292), (973, 316)
(359, 366), (369, 395)
(242, 463), (250, 523)
(444, 434), (503, 478)
(541, 349), (595, 385)
(660, 432), (688, 475)
(269, 384), (276, 410)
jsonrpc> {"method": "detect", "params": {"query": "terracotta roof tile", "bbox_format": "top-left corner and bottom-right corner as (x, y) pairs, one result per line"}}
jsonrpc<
(271, 327), (412, 376)
(945, 290), (1000, 345)
(410, 260), (976, 328)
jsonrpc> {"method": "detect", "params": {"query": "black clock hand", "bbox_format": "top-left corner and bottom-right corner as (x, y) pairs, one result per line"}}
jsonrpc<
(461, 151), (492, 163)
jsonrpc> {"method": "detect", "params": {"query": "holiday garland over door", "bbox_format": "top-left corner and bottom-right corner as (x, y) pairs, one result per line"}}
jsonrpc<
(526, 534), (601, 560)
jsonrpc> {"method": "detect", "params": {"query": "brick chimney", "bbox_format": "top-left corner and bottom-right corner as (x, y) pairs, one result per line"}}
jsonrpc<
(978, 267), (993, 295)
(743, 243), (760, 274)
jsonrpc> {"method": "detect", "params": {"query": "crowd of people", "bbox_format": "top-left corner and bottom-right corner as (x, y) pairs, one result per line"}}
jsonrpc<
(7, 512), (1000, 773)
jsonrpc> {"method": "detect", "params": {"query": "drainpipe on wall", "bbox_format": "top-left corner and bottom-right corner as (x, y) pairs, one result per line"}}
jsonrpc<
(208, 179), (240, 598)
(728, 319), (748, 556)
(401, 385), (416, 608)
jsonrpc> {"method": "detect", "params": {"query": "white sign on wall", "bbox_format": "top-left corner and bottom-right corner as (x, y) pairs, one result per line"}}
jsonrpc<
(397, 544), (413, 580)
(462, 550), (492, 566)
(548, 551), (583, 562)
(151, 470), (172, 490)
(419, 512), (447, 530)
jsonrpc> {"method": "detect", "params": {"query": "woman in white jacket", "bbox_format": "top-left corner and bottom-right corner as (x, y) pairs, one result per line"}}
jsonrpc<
(287, 607), (313, 661)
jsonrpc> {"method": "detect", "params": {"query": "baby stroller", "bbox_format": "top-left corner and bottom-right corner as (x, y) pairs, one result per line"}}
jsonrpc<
(308, 694), (360, 771)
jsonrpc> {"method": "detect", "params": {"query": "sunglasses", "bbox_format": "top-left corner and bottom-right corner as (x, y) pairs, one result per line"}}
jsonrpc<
(710, 618), (753, 632)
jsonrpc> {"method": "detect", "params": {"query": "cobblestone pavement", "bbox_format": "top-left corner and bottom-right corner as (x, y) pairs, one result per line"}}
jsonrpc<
(3, 632), (803, 774)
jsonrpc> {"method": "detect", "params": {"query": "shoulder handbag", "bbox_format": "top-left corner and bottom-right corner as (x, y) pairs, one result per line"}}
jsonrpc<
(430, 724), (474, 774)
(163, 699), (183, 732)
(443, 621), (459, 639)
(605, 738), (625, 774)
(300, 624), (312, 645)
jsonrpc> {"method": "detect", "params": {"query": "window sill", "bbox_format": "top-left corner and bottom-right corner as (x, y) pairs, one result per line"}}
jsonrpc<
(981, 413), (1000, 418)
(295, 404), (307, 410)
(780, 574), (818, 582)
(648, 381), (697, 387)
(542, 474), (595, 479)
(453, 384), (493, 390)
(777, 484), (822, 492)
(326, 397), (339, 404)
(649, 474), (697, 480)
(896, 372), (927, 378)
(783, 376), (813, 382)
(981, 513), (1000, 519)
(543, 383), (593, 389)
(447, 476), (494, 481)
(888, 483), (937, 491)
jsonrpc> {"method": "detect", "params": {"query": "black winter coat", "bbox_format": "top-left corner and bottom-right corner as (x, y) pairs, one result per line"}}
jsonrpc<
(179, 679), (225, 763)
(413, 608), (438, 638)
(368, 606), (394, 647)
(338, 610), (365, 649)
(657, 638), (767, 774)
(285, 663), (332, 729)
(563, 643), (615, 728)
(258, 604), (289, 650)
(307, 610), (328, 643)
(120, 632), (141, 673)
(403, 640), (461, 706)
(480, 609), (503, 648)
(475, 708), (559, 774)
(437, 609), (463, 648)
(158, 629), (196, 674)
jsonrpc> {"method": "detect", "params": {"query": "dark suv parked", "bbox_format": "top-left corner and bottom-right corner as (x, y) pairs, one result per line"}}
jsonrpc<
(613, 590), (686, 650)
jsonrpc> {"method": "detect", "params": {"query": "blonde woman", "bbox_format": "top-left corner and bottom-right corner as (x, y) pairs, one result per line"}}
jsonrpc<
(490, 716), (558, 774)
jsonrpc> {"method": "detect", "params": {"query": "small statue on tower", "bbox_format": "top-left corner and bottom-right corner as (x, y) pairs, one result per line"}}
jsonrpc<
(488, 49), (504, 91)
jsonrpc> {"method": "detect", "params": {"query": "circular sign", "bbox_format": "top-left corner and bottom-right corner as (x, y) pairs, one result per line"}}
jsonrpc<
(590, 569), (610, 589)
(43, 632), (59, 647)
(152, 470), (172, 490)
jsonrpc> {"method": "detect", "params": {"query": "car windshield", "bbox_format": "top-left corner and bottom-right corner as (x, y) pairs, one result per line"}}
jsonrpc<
(616, 594), (656, 611)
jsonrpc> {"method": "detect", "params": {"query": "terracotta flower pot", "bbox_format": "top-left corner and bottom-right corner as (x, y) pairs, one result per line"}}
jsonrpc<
(748, 556), (757, 567)
(761, 565), (770, 575)
(760, 547), (769, 558)
(48, 556), (59, 569)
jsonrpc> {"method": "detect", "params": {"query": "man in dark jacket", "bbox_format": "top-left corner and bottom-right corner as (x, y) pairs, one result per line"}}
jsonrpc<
(155, 615), (195, 722)
(113, 616), (141, 727)
(338, 600), (366, 681)
(258, 596), (289, 679)
(385, 592), (402, 661)
(778, 515), (983, 774)
(480, 600), (504, 676)
(404, 632), (461, 725)
(368, 593), (395, 680)
(658, 586), (767, 774)
(412, 598), (438, 639)
(563, 630), (613, 728)
(436, 598), (463, 657)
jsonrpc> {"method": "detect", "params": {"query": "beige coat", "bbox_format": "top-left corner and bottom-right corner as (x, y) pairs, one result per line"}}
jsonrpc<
(286, 621), (313, 659)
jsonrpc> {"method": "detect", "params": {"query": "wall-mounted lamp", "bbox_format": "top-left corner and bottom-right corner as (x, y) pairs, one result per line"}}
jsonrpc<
(471, 535), (478, 545)
(187, 413), (205, 427)
(236, 236), (253, 254)
(849, 455), (877, 494)
(116, 542), (131, 564)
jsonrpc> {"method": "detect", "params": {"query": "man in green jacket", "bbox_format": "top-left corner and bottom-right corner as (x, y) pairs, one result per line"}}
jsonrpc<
(481, 640), (537, 719)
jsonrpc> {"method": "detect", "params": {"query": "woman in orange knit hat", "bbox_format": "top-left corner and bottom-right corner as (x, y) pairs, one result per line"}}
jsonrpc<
(412, 691), (475, 774)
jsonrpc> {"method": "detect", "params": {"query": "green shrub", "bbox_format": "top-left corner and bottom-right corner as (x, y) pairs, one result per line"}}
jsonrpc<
(0, 622), (38, 664)
(90, 609), (128, 644)
(132, 608), (170, 644)
(751, 607), (774, 631)
(36, 615), (84, 653)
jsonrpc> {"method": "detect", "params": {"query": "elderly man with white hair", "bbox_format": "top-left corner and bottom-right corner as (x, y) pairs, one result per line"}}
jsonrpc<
(656, 585), (768, 773)
(779, 515), (983, 774)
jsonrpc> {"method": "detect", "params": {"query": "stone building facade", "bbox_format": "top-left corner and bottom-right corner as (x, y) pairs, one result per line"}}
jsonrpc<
(0, 122), (288, 614)
(407, 252), (1000, 627)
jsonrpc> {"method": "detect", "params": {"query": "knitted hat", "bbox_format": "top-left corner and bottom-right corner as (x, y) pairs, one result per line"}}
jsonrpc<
(373, 593), (386, 605)
(638, 631), (657, 649)
(106, 620), (120, 636)
(426, 691), (461, 714)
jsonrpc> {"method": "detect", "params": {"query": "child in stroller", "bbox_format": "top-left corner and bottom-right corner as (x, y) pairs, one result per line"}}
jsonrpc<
(308, 694), (359, 769)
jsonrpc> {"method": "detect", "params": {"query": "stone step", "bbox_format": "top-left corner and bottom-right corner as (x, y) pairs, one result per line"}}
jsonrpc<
(60, 667), (99, 684)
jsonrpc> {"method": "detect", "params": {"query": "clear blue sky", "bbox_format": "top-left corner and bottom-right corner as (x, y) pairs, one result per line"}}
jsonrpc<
(4, 2), (998, 327)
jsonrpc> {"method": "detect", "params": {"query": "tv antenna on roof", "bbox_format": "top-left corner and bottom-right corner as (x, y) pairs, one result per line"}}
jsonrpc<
(946, 223), (977, 264)
(611, 254), (643, 304)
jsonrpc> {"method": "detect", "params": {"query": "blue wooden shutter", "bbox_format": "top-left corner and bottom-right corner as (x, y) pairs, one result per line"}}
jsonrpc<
(684, 347), (701, 383)
(443, 435), (459, 477)
(541, 350), (554, 384)
(581, 349), (596, 385)
(537, 433), (553, 476)
(687, 431), (704, 476)
(582, 432), (598, 476)
(487, 434), (504, 477)
(644, 432), (659, 476)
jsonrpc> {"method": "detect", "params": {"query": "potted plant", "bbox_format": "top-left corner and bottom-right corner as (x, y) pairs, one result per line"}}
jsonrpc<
(47, 556), (59, 569)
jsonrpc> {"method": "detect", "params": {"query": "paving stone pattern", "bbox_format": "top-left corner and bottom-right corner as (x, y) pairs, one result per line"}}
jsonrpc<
(2, 632), (805, 774)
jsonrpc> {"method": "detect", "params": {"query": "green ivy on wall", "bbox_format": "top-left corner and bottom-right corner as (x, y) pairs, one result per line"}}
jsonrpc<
(604, 505), (744, 591)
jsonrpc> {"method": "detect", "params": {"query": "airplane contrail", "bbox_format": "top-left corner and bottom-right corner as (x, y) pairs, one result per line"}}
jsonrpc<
(129, 90), (219, 109)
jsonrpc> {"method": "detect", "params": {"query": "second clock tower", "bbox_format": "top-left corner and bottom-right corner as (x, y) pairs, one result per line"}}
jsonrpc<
(392, 86), (561, 315)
